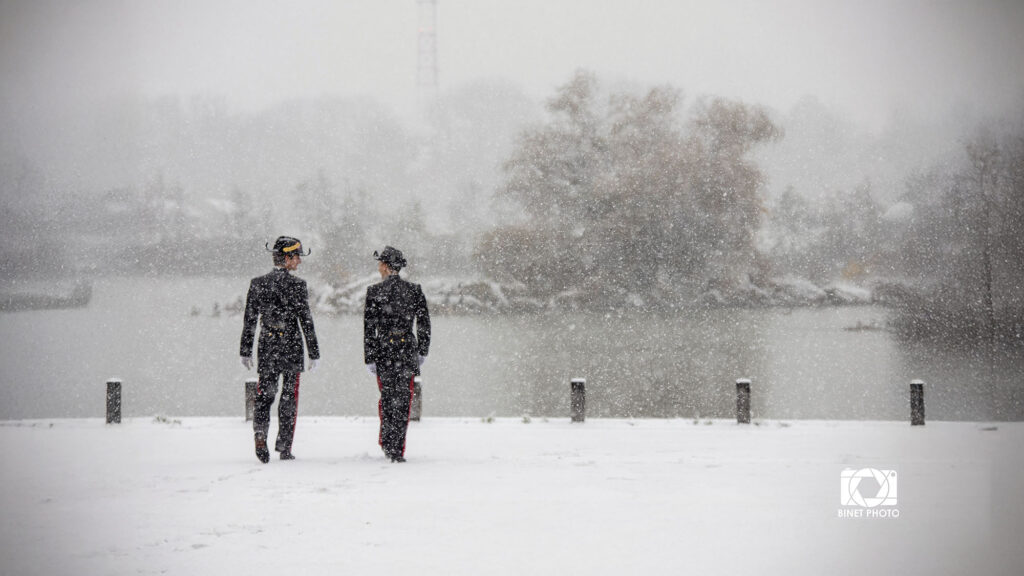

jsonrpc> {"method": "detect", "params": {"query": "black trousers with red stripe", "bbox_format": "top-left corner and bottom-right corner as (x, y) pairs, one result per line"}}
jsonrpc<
(377, 371), (415, 459)
(254, 369), (301, 453)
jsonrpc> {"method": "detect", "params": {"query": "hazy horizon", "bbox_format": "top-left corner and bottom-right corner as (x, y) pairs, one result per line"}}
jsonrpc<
(2, 0), (1023, 236)
(3, 0), (1023, 130)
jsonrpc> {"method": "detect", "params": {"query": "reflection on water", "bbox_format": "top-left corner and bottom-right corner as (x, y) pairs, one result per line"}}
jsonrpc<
(0, 277), (1021, 420)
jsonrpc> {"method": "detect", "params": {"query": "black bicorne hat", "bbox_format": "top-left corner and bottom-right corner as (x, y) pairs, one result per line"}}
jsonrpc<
(265, 236), (311, 256)
(374, 246), (407, 269)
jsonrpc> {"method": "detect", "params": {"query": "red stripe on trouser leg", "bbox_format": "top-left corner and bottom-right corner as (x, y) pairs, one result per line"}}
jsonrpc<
(401, 375), (415, 456)
(377, 375), (384, 447)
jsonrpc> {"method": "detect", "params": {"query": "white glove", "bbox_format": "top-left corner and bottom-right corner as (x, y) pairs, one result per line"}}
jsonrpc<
(418, 355), (427, 367)
(308, 358), (319, 372)
(241, 356), (253, 370)
(366, 363), (377, 376)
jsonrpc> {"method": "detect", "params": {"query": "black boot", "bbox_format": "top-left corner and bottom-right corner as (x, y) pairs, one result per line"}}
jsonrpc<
(279, 450), (295, 460)
(255, 434), (270, 464)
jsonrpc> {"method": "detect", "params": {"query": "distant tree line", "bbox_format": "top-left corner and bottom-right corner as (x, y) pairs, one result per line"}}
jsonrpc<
(887, 125), (1024, 344)
(760, 118), (1024, 344)
(1, 85), (529, 282)
(467, 70), (1023, 344)
(3, 68), (1021, 346)
(0, 168), (459, 280)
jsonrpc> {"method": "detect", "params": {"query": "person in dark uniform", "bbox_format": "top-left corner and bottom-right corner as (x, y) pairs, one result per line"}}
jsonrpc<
(363, 246), (430, 463)
(240, 236), (320, 463)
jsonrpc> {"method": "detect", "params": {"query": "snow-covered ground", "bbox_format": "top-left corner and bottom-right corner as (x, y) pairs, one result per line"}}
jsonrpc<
(1, 417), (1021, 576)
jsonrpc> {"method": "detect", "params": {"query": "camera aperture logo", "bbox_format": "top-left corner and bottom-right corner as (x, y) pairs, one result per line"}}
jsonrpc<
(838, 468), (900, 519)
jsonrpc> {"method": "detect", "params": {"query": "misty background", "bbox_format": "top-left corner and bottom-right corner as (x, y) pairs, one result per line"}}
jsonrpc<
(1, 1), (1023, 421)
(4, 1), (1024, 315)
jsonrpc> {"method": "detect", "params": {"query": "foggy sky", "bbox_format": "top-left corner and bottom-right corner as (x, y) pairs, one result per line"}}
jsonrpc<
(2, 0), (1023, 131)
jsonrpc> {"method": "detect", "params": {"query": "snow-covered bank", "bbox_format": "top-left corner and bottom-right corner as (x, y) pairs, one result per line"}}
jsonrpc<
(216, 275), (884, 316)
(1, 417), (1021, 575)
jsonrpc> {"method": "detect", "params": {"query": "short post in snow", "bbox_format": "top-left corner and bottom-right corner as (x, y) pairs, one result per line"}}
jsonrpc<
(910, 380), (925, 426)
(570, 378), (586, 423)
(410, 377), (423, 422)
(106, 379), (122, 424)
(244, 378), (257, 422)
(736, 378), (751, 424)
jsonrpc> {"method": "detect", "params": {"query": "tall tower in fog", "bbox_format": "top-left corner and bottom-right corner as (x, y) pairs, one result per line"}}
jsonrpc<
(417, 0), (438, 103)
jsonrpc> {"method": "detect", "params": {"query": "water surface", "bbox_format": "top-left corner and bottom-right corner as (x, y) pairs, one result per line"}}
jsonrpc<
(1, 277), (1020, 421)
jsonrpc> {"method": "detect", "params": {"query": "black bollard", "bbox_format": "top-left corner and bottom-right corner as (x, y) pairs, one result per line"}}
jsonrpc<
(245, 378), (257, 422)
(410, 377), (423, 422)
(736, 378), (751, 424)
(910, 380), (925, 426)
(106, 379), (122, 424)
(570, 378), (586, 423)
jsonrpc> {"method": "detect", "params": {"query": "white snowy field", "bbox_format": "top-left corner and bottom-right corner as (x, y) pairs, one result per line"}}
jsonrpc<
(1, 417), (1022, 576)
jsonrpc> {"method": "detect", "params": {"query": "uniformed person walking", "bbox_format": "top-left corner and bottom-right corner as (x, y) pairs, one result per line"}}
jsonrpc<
(364, 246), (430, 462)
(240, 236), (320, 463)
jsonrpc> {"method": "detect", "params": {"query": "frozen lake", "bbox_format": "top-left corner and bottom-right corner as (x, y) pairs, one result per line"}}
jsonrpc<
(0, 276), (1021, 421)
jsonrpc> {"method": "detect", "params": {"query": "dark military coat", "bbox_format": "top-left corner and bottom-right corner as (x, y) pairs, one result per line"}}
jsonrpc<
(240, 268), (320, 373)
(363, 274), (431, 377)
